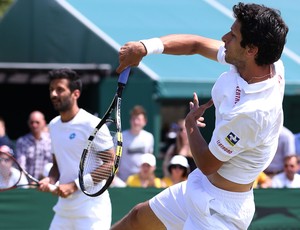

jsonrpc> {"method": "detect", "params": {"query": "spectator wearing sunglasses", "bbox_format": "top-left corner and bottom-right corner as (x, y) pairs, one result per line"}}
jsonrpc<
(162, 155), (190, 187)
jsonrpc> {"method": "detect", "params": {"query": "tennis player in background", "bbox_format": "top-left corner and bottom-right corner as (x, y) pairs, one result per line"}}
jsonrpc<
(112, 2), (288, 229)
(39, 68), (113, 230)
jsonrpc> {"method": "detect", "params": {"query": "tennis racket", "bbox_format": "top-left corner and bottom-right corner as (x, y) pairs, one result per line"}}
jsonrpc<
(0, 151), (57, 192)
(79, 67), (131, 197)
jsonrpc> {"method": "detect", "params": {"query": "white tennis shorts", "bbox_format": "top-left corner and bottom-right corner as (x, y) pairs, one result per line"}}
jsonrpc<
(149, 169), (255, 230)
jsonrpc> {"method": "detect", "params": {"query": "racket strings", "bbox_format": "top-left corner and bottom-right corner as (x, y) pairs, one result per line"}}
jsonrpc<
(81, 129), (117, 193)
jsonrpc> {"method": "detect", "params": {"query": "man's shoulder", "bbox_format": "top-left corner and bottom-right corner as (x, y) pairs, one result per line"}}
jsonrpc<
(140, 129), (154, 137)
(16, 133), (32, 143)
(294, 173), (300, 180)
(280, 126), (294, 138)
(78, 109), (100, 122)
(49, 115), (60, 126)
(272, 172), (285, 180)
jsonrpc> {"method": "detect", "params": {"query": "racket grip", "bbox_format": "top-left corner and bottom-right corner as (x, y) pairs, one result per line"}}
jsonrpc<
(48, 184), (57, 192)
(118, 66), (131, 84)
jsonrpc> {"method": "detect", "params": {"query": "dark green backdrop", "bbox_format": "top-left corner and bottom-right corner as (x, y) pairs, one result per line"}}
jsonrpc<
(0, 188), (300, 230)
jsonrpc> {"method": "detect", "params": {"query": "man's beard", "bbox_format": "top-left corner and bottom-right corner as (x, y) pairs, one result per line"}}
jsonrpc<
(52, 100), (72, 113)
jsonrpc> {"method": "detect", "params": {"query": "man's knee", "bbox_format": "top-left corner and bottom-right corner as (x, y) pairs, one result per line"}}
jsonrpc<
(127, 202), (147, 227)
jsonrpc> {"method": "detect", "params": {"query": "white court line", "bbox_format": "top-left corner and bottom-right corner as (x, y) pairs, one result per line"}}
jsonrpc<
(203, 0), (300, 65)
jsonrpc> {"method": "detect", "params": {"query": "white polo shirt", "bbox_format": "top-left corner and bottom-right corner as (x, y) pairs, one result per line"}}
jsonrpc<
(49, 108), (112, 222)
(208, 46), (285, 184)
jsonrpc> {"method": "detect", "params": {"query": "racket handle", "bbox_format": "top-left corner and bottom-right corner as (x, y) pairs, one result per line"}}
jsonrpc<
(118, 67), (131, 85)
(48, 184), (57, 192)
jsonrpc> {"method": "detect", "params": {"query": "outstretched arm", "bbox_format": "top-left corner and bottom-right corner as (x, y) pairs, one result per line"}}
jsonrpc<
(161, 34), (222, 58)
(117, 34), (223, 73)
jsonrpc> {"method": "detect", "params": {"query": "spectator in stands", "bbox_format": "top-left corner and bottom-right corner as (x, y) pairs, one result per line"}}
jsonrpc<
(117, 105), (154, 182)
(15, 111), (52, 180)
(264, 126), (295, 177)
(0, 145), (28, 188)
(253, 171), (272, 189)
(162, 119), (196, 177)
(294, 132), (300, 156)
(0, 116), (15, 151)
(126, 153), (163, 188)
(159, 122), (179, 158)
(272, 155), (300, 188)
(297, 155), (300, 174)
(161, 155), (189, 187)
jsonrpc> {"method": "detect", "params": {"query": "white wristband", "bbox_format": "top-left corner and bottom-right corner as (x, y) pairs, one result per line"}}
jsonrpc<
(140, 38), (164, 55)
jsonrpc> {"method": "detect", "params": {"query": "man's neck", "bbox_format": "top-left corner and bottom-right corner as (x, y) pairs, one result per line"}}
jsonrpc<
(60, 107), (80, 122)
(239, 64), (273, 84)
(130, 129), (141, 136)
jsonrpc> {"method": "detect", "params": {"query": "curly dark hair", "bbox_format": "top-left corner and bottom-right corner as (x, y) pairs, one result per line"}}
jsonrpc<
(233, 2), (289, 66)
(48, 68), (82, 92)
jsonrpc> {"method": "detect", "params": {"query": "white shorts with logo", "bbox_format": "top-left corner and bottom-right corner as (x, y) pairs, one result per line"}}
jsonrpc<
(149, 169), (255, 230)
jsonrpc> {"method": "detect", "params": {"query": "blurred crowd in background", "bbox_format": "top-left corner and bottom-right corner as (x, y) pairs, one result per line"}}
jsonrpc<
(2, 104), (300, 190)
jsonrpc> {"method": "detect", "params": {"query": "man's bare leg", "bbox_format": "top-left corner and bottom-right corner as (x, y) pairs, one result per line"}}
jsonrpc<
(111, 201), (166, 230)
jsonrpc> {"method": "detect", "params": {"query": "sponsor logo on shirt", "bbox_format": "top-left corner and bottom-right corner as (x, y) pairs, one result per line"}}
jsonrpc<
(278, 75), (282, 84)
(225, 132), (240, 146)
(235, 86), (241, 104)
(217, 140), (232, 154)
(69, 133), (76, 139)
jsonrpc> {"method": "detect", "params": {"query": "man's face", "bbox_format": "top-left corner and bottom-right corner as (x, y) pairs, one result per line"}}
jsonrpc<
(28, 114), (46, 135)
(221, 20), (247, 67)
(130, 114), (146, 133)
(49, 79), (74, 112)
(140, 163), (155, 177)
(284, 157), (299, 180)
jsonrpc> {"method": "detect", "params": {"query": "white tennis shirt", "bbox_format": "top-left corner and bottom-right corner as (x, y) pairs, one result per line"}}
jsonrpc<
(208, 46), (285, 184)
(49, 108), (113, 219)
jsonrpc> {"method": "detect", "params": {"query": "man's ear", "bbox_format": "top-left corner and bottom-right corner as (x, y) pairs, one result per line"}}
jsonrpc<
(73, 89), (81, 99)
(246, 44), (258, 57)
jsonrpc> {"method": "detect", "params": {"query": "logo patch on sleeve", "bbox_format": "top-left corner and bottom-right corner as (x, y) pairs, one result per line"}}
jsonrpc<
(225, 132), (240, 146)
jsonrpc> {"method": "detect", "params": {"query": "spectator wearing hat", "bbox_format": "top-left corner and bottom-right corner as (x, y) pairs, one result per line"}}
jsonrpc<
(126, 153), (163, 188)
(161, 155), (190, 187)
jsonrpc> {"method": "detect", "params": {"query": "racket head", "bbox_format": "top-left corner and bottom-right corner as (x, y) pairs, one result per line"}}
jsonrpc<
(79, 68), (129, 197)
(79, 111), (122, 197)
(0, 151), (25, 191)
